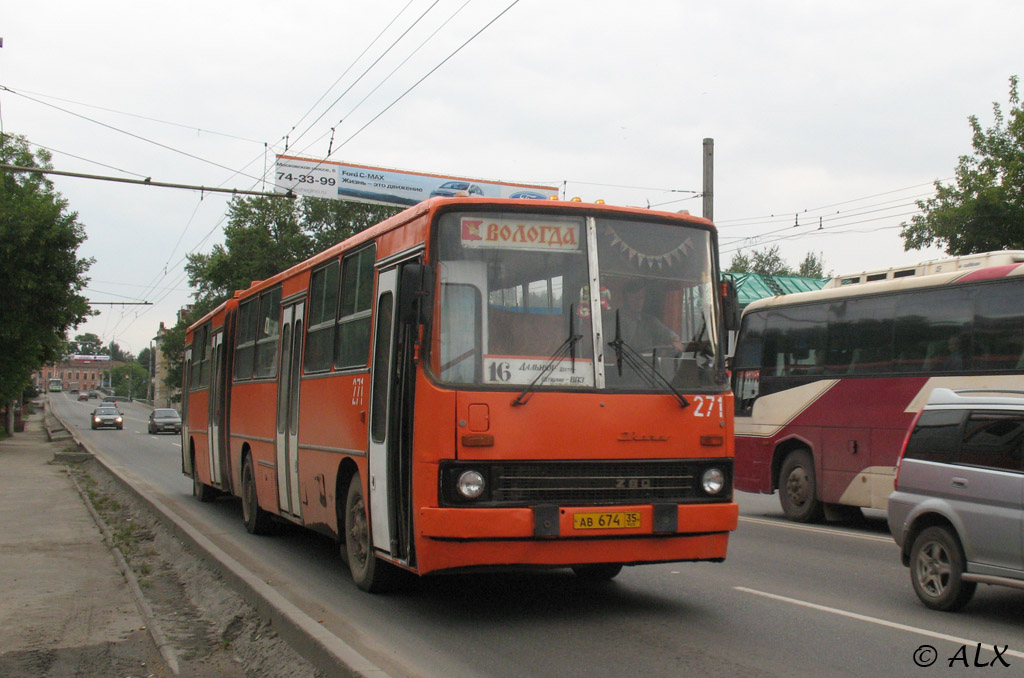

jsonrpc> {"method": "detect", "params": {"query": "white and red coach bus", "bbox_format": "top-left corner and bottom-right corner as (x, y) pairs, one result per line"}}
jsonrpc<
(731, 253), (1024, 522)
(183, 196), (739, 591)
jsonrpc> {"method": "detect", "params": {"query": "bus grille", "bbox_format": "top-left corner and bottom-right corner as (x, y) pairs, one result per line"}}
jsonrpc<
(488, 461), (713, 506)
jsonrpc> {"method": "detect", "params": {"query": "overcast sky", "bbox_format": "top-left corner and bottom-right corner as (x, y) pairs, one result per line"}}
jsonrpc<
(3, 1), (1021, 355)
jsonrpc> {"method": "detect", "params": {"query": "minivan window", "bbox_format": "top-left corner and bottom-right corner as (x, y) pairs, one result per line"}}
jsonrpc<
(960, 412), (1024, 472)
(904, 409), (963, 463)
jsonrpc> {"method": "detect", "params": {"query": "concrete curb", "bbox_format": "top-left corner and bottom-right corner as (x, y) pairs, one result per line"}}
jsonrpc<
(49, 402), (391, 678)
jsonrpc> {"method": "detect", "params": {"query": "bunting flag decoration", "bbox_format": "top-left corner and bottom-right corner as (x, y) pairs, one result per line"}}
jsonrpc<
(604, 224), (695, 270)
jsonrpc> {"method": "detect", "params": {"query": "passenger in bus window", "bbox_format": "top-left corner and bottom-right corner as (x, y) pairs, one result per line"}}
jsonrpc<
(618, 280), (685, 354)
(942, 334), (965, 371)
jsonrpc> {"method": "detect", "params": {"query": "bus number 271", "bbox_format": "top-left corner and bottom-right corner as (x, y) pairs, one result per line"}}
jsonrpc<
(692, 395), (724, 418)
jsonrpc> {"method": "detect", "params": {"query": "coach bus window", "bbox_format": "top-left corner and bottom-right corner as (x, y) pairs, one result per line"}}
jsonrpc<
(234, 298), (258, 381)
(827, 296), (894, 374)
(253, 287), (282, 378)
(973, 280), (1024, 371)
(336, 246), (376, 369)
(306, 260), (340, 373)
(894, 287), (973, 373)
(763, 304), (827, 378)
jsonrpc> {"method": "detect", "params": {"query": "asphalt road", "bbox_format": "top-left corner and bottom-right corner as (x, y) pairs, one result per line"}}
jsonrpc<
(53, 393), (1024, 677)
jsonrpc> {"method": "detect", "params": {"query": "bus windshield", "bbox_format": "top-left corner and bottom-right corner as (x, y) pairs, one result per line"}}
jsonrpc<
(434, 210), (725, 393)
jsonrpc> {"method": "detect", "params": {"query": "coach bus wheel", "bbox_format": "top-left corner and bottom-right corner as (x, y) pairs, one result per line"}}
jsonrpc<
(345, 473), (397, 593)
(191, 451), (217, 503)
(241, 456), (274, 535)
(778, 449), (823, 523)
(572, 564), (623, 582)
(909, 526), (976, 611)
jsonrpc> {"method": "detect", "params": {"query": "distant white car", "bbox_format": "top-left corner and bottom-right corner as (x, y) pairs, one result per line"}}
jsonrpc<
(430, 181), (484, 198)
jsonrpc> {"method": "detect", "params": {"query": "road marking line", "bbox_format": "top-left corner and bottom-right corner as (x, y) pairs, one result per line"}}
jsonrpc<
(739, 516), (893, 543)
(735, 586), (1024, 659)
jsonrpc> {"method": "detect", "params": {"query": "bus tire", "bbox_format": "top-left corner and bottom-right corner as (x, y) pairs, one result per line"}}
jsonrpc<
(344, 473), (397, 593)
(191, 451), (217, 503)
(241, 455), (274, 535)
(778, 449), (823, 523)
(572, 564), (623, 582)
(909, 526), (976, 611)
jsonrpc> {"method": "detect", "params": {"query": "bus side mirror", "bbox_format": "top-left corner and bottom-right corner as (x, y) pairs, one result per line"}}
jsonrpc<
(721, 278), (740, 331)
(398, 263), (434, 326)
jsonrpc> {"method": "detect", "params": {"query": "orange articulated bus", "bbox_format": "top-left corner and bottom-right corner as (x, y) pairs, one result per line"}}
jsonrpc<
(182, 197), (739, 591)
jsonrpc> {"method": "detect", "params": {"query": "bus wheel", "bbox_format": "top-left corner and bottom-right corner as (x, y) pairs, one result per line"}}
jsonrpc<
(191, 452), (217, 503)
(778, 449), (823, 523)
(572, 564), (623, 582)
(344, 473), (396, 593)
(909, 526), (976, 611)
(241, 456), (273, 535)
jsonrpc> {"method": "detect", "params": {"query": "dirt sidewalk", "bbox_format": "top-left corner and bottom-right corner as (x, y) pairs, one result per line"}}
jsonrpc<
(0, 406), (169, 677)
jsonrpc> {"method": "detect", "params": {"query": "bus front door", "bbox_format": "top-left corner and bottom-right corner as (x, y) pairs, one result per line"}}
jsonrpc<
(368, 264), (417, 565)
(276, 301), (304, 519)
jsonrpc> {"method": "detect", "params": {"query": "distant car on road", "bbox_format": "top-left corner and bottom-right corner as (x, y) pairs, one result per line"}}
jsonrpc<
(77, 391), (89, 401)
(148, 409), (182, 435)
(102, 395), (118, 405)
(91, 406), (123, 430)
(889, 388), (1024, 611)
(88, 390), (100, 399)
(429, 181), (484, 198)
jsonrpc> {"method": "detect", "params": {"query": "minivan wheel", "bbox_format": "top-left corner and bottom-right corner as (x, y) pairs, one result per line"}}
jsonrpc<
(909, 526), (976, 611)
(778, 449), (823, 523)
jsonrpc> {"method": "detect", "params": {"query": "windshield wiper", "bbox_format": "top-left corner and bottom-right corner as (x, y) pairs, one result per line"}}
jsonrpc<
(512, 305), (583, 407)
(609, 311), (690, 408)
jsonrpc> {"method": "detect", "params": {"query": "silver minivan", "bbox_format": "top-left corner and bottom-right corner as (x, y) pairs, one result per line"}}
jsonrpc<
(888, 388), (1024, 611)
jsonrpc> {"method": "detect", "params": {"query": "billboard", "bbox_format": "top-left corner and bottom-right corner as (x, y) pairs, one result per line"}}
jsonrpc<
(274, 155), (558, 207)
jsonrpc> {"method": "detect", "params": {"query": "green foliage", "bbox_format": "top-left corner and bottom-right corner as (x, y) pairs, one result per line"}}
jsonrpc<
(68, 332), (104, 355)
(901, 76), (1024, 254)
(797, 251), (828, 278)
(107, 340), (132, 363)
(728, 246), (829, 278)
(0, 133), (93, 407)
(111, 362), (147, 399)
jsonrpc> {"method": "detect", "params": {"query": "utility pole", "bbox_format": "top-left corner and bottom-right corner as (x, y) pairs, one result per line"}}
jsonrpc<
(702, 138), (714, 223)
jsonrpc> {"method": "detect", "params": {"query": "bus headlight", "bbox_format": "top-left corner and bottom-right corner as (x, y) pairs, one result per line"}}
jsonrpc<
(456, 470), (486, 500)
(701, 467), (725, 495)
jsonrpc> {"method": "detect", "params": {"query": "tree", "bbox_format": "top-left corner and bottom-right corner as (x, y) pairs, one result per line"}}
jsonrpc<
(0, 133), (93, 431)
(728, 246), (795, 276)
(111, 362), (147, 400)
(900, 76), (1024, 254)
(70, 332), (103, 355)
(107, 341), (132, 363)
(302, 198), (399, 254)
(728, 247), (829, 278)
(798, 251), (828, 278)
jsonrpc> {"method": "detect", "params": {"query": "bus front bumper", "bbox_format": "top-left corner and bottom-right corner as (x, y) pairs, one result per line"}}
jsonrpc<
(415, 502), (738, 574)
